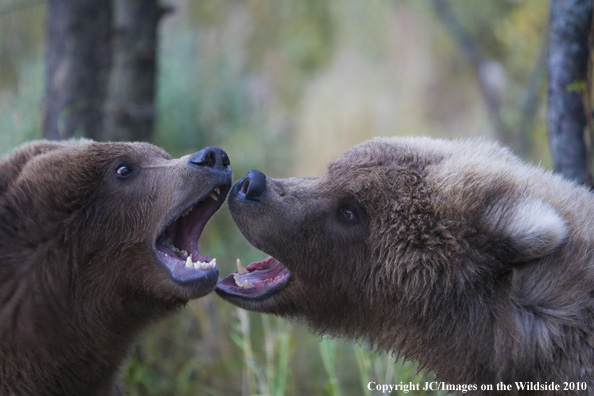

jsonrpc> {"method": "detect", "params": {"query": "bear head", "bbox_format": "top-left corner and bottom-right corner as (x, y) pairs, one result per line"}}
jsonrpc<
(0, 139), (232, 395)
(216, 137), (594, 384)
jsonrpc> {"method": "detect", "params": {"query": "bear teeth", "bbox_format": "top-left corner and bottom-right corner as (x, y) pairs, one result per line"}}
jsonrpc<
(241, 280), (253, 288)
(233, 272), (254, 289)
(236, 258), (248, 275)
(185, 256), (217, 270)
(181, 207), (193, 217)
(159, 237), (189, 257)
(208, 187), (222, 202)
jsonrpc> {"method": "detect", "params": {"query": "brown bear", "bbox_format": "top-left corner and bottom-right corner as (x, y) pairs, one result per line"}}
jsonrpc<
(217, 137), (594, 394)
(0, 139), (232, 395)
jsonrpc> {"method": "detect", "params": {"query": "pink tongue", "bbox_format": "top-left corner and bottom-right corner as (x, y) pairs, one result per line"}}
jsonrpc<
(246, 257), (277, 272)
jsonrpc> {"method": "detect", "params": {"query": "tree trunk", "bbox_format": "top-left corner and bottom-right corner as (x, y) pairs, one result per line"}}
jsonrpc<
(42, 0), (112, 140)
(102, 0), (169, 142)
(547, 0), (593, 185)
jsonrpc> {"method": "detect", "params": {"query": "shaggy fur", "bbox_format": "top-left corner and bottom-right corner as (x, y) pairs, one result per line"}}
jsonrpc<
(0, 140), (231, 395)
(218, 137), (594, 394)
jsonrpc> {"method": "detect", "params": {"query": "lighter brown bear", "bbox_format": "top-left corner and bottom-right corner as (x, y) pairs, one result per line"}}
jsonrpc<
(218, 137), (594, 395)
(0, 139), (232, 395)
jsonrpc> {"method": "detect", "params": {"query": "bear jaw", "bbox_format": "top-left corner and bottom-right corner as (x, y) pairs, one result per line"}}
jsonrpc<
(154, 182), (229, 297)
(216, 257), (291, 303)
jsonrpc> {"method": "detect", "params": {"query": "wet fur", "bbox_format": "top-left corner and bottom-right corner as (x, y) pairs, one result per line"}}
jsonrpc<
(225, 137), (594, 394)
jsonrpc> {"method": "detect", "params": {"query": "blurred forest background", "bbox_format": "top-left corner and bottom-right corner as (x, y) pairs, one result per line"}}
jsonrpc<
(0, 0), (587, 395)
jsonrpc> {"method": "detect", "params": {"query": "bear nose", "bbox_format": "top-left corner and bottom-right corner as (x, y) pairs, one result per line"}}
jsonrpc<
(238, 169), (267, 201)
(189, 147), (230, 171)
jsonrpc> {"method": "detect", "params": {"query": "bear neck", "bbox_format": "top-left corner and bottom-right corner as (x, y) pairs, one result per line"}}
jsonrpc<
(388, 283), (501, 384)
(0, 238), (163, 395)
(349, 261), (581, 385)
(297, 256), (519, 385)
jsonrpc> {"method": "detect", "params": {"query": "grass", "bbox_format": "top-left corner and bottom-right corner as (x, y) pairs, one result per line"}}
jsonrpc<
(231, 309), (293, 396)
(320, 339), (342, 396)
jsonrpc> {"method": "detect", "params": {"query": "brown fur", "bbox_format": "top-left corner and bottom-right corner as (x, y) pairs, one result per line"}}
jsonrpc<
(0, 139), (231, 395)
(218, 137), (594, 394)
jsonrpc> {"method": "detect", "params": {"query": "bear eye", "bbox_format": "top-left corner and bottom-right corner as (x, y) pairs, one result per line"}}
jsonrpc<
(338, 205), (359, 224)
(115, 163), (136, 180)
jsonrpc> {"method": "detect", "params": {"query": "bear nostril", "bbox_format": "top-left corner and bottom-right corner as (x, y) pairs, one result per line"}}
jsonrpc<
(239, 178), (250, 196)
(241, 169), (267, 201)
(189, 147), (230, 170)
(222, 152), (230, 167)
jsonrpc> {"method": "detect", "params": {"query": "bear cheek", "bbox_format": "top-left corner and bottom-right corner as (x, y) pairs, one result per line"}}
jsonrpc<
(238, 206), (301, 259)
(263, 278), (311, 316)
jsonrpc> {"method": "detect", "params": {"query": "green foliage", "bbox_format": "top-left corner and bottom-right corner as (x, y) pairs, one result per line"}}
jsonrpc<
(0, 1), (45, 89)
(231, 309), (294, 396)
(354, 347), (446, 396)
(0, 58), (43, 151)
(494, 0), (550, 78)
(320, 339), (342, 396)
(566, 79), (588, 94)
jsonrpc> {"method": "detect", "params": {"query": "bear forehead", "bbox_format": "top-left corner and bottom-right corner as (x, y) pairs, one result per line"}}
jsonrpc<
(73, 141), (171, 161)
(38, 141), (172, 172)
(5, 140), (173, 193)
(330, 137), (448, 173)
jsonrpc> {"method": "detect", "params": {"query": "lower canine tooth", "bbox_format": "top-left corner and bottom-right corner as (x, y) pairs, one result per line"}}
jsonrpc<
(233, 273), (254, 288)
(185, 256), (193, 268)
(209, 192), (218, 201)
(241, 280), (254, 289)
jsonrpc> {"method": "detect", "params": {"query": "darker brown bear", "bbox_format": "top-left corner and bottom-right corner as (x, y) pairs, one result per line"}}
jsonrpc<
(0, 139), (232, 395)
(218, 137), (594, 395)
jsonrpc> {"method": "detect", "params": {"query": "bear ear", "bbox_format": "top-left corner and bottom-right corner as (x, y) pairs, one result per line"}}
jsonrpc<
(0, 140), (67, 194)
(485, 198), (568, 263)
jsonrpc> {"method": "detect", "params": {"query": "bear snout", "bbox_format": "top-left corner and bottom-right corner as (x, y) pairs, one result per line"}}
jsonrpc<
(236, 169), (267, 202)
(188, 146), (230, 171)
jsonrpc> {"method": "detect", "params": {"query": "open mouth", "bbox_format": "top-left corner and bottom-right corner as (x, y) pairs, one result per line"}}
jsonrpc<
(154, 184), (229, 285)
(216, 256), (291, 300)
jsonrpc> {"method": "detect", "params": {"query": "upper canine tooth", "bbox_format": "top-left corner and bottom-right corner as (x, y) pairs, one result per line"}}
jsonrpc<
(209, 192), (218, 201)
(214, 187), (221, 195)
(236, 258), (248, 275)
